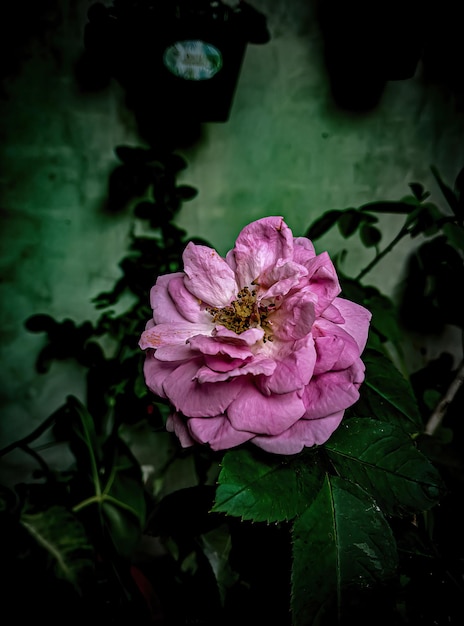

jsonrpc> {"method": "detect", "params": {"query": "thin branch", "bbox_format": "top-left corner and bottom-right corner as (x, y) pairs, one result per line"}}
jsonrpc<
(355, 228), (409, 282)
(0, 411), (58, 457)
(425, 359), (464, 436)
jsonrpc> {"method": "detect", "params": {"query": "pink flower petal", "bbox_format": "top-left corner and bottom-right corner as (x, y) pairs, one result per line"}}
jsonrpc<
(163, 359), (244, 417)
(312, 324), (361, 373)
(312, 336), (346, 374)
(196, 356), (276, 383)
(321, 303), (345, 324)
(167, 275), (212, 323)
(139, 322), (212, 350)
(183, 242), (237, 307)
(231, 216), (294, 287)
(331, 297), (372, 352)
(257, 336), (316, 394)
(155, 344), (195, 361)
(151, 273), (185, 324)
(188, 415), (254, 450)
(204, 355), (251, 372)
(213, 326), (265, 346)
(271, 289), (317, 341)
(293, 236), (316, 261)
(259, 260), (308, 300)
(302, 366), (363, 419)
(227, 385), (305, 435)
(253, 410), (345, 454)
(166, 412), (195, 448)
(143, 351), (177, 399)
(303, 252), (341, 315)
(188, 333), (253, 359)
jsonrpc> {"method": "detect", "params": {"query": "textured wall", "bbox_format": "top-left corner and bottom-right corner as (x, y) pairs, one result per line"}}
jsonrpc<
(1, 1), (463, 473)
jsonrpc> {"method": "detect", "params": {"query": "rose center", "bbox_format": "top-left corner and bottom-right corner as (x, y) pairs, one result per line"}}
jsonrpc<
(207, 285), (274, 342)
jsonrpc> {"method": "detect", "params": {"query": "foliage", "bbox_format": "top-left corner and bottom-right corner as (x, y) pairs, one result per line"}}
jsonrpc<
(1, 150), (464, 625)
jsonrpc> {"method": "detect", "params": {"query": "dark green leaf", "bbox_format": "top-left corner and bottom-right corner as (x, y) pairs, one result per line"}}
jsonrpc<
(337, 209), (362, 238)
(134, 200), (156, 219)
(443, 222), (464, 255)
(365, 292), (404, 349)
(176, 185), (198, 201)
(21, 504), (94, 591)
(66, 395), (103, 478)
(212, 447), (324, 523)
(24, 313), (56, 333)
(64, 397), (146, 557)
(305, 210), (344, 240)
(408, 182), (430, 202)
(407, 203), (444, 237)
(397, 237), (464, 331)
(291, 475), (397, 626)
(359, 349), (423, 433)
(99, 437), (147, 558)
(359, 223), (382, 247)
(325, 418), (446, 517)
(114, 145), (156, 165)
(107, 164), (151, 211)
(455, 166), (464, 215)
(431, 165), (463, 219)
(455, 166), (464, 194)
(164, 152), (188, 173)
(199, 524), (238, 605)
(359, 201), (417, 214)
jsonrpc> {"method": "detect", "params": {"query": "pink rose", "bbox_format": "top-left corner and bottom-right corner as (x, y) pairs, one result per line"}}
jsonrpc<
(139, 216), (371, 455)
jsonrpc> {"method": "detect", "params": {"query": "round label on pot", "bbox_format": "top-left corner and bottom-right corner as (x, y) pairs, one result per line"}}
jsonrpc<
(163, 40), (223, 81)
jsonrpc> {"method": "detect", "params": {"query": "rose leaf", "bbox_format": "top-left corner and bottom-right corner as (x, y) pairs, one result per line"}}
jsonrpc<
(212, 447), (324, 523)
(325, 418), (446, 518)
(291, 474), (397, 626)
(353, 348), (423, 433)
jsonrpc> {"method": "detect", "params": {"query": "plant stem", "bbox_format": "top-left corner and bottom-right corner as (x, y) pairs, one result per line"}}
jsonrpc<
(355, 227), (409, 282)
(0, 411), (58, 457)
(425, 359), (464, 435)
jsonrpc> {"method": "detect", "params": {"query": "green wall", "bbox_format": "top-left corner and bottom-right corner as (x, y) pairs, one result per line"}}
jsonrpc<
(1, 0), (463, 470)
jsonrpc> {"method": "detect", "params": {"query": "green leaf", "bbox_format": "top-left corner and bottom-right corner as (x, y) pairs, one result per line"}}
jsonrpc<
(359, 200), (416, 214)
(407, 203), (444, 237)
(305, 210), (344, 240)
(357, 349), (423, 433)
(408, 182), (430, 202)
(199, 524), (238, 605)
(443, 221), (464, 255)
(337, 209), (362, 238)
(325, 418), (445, 517)
(100, 437), (147, 558)
(165, 152), (188, 174)
(134, 200), (156, 219)
(21, 504), (94, 592)
(291, 475), (397, 626)
(115, 145), (156, 165)
(212, 447), (324, 523)
(366, 292), (404, 349)
(431, 165), (463, 219)
(65, 397), (146, 558)
(66, 395), (103, 485)
(176, 184), (198, 201)
(359, 222), (382, 247)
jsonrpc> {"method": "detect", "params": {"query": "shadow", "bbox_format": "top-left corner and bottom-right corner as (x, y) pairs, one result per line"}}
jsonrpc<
(316, 0), (425, 112)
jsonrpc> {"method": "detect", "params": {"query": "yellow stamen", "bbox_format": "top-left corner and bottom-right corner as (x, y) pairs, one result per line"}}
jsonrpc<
(207, 285), (274, 341)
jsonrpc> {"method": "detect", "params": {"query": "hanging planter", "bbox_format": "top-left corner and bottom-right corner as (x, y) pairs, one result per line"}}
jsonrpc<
(83, 0), (270, 130)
